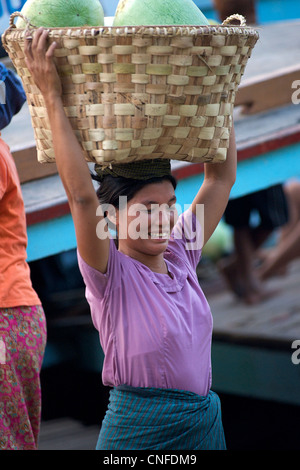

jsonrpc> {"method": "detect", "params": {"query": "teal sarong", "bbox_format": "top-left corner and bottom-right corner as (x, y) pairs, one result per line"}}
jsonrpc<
(96, 386), (226, 450)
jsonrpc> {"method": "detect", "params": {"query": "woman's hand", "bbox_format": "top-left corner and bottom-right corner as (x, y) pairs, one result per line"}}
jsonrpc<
(24, 27), (62, 103)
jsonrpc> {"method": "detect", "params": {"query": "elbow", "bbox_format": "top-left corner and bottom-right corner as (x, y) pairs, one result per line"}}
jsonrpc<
(67, 189), (97, 208)
(223, 174), (236, 199)
(228, 171), (236, 189)
(224, 172), (236, 197)
(205, 168), (236, 190)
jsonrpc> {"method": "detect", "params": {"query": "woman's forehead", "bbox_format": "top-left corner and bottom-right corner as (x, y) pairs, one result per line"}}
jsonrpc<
(131, 180), (176, 204)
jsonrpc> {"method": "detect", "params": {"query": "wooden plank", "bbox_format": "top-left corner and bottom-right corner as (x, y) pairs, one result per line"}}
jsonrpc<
(38, 419), (99, 450)
(239, 21), (300, 80)
(206, 259), (300, 348)
(13, 145), (58, 184)
(235, 64), (300, 114)
(0, 100), (59, 183)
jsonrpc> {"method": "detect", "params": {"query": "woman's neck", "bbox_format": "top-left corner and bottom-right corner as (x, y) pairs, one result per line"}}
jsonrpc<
(119, 245), (168, 274)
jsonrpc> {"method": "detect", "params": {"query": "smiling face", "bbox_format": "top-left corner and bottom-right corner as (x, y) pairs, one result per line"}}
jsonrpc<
(116, 179), (178, 262)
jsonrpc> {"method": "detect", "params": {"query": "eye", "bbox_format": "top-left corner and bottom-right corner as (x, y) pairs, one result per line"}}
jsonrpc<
(135, 208), (152, 216)
(168, 204), (177, 213)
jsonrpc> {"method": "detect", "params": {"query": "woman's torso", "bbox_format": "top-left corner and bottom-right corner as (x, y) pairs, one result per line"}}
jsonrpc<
(78, 211), (213, 396)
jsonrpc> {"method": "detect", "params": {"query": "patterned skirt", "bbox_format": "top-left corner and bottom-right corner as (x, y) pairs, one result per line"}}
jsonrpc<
(0, 305), (47, 450)
(97, 385), (226, 450)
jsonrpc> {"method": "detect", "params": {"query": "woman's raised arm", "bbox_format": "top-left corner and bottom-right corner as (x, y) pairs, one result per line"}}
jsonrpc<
(24, 28), (110, 273)
(190, 124), (237, 247)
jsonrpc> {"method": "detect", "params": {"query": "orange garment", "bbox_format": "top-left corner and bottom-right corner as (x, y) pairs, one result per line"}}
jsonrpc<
(0, 137), (40, 307)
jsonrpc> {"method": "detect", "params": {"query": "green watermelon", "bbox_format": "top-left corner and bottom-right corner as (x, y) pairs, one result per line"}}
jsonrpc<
(16, 0), (104, 28)
(113, 0), (209, 26)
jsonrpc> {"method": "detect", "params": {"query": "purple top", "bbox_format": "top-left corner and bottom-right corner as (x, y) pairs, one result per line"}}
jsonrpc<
(77, 210), (213, 396)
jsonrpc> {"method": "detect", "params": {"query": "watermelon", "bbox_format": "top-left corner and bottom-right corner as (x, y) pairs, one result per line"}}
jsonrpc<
(113, 0), (209, 26)
(16, 0), (104, 28)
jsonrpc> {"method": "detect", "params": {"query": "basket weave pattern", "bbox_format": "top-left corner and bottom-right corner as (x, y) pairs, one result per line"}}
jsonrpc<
(2, 17), (258, 165)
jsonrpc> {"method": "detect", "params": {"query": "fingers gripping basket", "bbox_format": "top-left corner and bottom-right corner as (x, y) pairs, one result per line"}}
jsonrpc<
(2, 13), (258, 166)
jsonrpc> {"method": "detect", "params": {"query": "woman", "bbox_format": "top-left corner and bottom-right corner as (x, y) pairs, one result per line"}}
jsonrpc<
(24, 28), (236, 450)
(0, 62), (46, 450)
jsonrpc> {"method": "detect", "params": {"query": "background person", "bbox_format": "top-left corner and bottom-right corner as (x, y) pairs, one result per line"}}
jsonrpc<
(0, 63), (46, 450)
(258, 179), (300, 280)
(218, 184), (289, 304)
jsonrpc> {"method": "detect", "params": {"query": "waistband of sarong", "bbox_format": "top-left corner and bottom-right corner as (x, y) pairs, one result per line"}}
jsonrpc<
(114, 385), (212, 404)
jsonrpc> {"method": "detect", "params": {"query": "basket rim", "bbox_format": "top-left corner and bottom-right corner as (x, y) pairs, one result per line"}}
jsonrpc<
(2, 20), (259, 44)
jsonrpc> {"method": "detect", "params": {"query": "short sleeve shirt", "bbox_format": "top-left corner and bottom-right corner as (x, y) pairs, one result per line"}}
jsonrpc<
(0, 138), (40, 307)
(78, 210), (213, 396)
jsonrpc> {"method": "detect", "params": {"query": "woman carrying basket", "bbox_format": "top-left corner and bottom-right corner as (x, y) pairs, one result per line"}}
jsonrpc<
(24, 28), (237, 450)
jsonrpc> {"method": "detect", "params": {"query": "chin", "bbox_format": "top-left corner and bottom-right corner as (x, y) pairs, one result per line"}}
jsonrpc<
(146, 238), (169, 253)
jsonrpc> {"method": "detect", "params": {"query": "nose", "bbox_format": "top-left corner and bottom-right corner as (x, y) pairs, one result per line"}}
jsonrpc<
(150, 204), (175, 231)
(159, 208), (169, 226)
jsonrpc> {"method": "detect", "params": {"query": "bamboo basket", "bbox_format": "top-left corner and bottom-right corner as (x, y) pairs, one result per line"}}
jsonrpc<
(2, 13), (258, 166)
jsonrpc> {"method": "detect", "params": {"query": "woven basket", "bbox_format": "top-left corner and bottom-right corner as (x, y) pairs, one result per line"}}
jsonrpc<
(2, 13), (258, 166)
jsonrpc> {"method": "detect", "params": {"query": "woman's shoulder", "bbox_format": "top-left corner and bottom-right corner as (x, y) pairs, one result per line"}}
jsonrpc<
(77, 239), (123, 296)
(168, 210), (203, 268)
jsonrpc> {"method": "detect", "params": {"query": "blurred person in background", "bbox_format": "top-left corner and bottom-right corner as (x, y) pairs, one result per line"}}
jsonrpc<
(258, 179), (300, 280)
(219, 184), (289, 304)
(0, 63), (46, 450)
(213, 0), (257, 24)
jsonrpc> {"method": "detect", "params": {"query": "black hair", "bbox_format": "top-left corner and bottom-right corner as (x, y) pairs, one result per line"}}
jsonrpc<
(91, 173), (177, 209)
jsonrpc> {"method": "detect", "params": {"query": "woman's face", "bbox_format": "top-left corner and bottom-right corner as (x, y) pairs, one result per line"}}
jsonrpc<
(117, 180), (178, 257)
